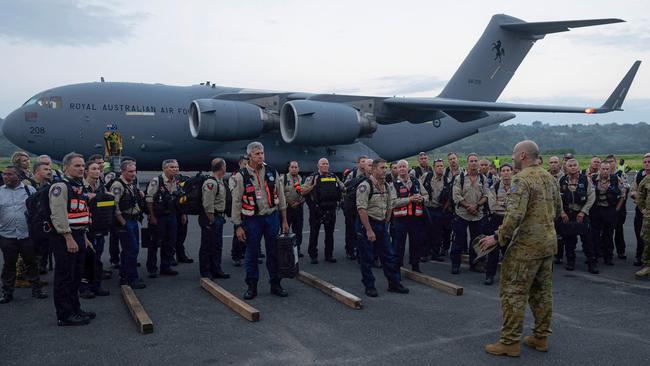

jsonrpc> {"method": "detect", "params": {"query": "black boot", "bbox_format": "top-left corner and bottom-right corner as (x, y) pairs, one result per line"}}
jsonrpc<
(565, 259), (575, 271)
(32, 288), (48, 299)
(243, 281), (257, 300)
(270, 280), (288, 297)
(411, 263), (421, 273)
(0, 293), (13, 304)
(484, 275), (494, 285)
(387, 282), (409, 294)
(588, 261), (600, 274)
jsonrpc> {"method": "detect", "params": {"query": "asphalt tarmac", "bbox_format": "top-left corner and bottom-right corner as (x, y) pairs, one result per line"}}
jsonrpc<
(1, 199), (649, 366)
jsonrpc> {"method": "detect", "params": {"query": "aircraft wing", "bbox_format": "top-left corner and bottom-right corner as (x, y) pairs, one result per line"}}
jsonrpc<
(383, 60), (641, 120)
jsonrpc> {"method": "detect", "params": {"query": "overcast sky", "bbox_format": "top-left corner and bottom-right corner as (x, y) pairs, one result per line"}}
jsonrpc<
(0, 0), (648, 124)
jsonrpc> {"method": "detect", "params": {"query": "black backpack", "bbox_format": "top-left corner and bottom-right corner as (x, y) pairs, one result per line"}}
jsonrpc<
(423, 172), (450, 207)
(177, 173), (209, 215)
(343, 176), (385, 213)
(343, 175), (369, 212)
(25, 182), (54, 240)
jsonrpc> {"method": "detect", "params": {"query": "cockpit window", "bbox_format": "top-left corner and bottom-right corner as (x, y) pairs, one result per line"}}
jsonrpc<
(49, 96), (62, 109)
(22, 96), (39, 106)
(37, 97), (49, 107)
(26, 96), (63, 109)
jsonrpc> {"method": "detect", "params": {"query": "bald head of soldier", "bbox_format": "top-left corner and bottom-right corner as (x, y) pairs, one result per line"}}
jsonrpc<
(317, 158), (330, 174)
(211, 158), (226, 177)
(512, 140), (540, 171)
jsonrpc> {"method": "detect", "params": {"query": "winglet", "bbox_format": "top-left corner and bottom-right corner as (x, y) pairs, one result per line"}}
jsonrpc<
(595, 60), (641, 113)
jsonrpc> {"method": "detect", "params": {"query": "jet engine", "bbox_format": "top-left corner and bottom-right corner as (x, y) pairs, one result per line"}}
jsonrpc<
(189, 99), (277, 141)
(280, 100), (376, 146)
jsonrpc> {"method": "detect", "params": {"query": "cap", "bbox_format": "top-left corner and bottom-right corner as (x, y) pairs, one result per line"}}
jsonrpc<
(563, 153), (574, 159)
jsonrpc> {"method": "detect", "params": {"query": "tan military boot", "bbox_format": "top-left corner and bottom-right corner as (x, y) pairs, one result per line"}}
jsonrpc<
(523, 335), (548, 352)
(485, 341), (520, 357)
(635, 266), (650, 278)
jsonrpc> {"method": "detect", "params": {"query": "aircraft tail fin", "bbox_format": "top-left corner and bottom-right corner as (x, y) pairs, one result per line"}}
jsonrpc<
(597, 60), (641, 112)
(438, 14), (624, 102)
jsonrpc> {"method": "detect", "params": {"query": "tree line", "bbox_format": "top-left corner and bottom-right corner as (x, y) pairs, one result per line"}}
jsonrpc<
(431, 122), (649, 155)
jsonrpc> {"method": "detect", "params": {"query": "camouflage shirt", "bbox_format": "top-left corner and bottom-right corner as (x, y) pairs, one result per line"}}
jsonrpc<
(496, 165), (562, 260)
(636, 175), (650, 218)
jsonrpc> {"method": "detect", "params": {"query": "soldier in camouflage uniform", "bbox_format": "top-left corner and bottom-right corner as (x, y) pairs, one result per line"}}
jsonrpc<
(634, 172), (650, 278)
(479, 140), (562, 357)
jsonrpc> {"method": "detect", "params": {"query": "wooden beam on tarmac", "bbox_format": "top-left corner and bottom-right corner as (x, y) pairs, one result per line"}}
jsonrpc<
(400, 268), (464, 296)
(296, 271), (363, 309)
(200, 278), (260, 322)
(121, 285), (154, 334)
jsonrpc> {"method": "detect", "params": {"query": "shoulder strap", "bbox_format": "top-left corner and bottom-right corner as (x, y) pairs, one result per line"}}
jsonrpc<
(494, 180), (501, 193)
(24, 185), (31, 196)
(637, 170), (645, 184)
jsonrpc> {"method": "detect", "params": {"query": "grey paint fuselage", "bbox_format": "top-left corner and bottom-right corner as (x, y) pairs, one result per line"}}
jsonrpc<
(2, 82), (513, 171)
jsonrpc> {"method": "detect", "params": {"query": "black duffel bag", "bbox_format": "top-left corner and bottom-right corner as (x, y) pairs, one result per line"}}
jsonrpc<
(277, 233), (298, 279)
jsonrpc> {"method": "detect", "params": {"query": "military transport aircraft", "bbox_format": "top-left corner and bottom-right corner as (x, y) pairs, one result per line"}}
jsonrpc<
(1, 14), (641, 172)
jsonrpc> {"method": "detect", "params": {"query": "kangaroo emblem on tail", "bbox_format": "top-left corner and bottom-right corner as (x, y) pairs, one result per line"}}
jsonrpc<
(491, 40), (505, 62)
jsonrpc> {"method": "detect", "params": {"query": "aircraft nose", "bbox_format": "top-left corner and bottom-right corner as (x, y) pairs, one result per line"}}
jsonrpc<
(2, 109), (22, 145)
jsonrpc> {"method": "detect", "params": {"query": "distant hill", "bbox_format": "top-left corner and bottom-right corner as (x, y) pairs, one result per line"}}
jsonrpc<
(432, 122), (649, 155)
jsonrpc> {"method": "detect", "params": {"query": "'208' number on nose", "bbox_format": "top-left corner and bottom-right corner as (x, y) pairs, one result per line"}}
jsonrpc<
(29, 127), (45, 135)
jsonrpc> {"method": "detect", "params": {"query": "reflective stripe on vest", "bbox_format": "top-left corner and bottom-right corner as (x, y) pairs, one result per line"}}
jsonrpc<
(68, 198), (90, 227)
(392, 179), (424, 218)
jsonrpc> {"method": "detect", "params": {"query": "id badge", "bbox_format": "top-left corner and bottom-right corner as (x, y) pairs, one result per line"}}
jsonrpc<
(255, 189), (263, 199)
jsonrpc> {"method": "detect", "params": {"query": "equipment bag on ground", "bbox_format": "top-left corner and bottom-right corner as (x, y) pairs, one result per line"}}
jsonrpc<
(277, 233), (298, 279)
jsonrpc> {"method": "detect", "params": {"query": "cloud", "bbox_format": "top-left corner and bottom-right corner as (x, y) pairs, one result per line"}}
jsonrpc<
(568, 28), (650, 51)
(333, 75), (447, 96)
(0, 0), (147, 46)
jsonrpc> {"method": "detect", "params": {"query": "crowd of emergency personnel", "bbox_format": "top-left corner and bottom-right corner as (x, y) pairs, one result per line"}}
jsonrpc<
(1, 142), (649, 334)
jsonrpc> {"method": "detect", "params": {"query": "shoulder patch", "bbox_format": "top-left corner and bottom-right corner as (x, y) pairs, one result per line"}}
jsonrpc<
(51, 185), (62, 197)
(206, 182), (214, 190)
(112, 185), (123, 196)
(358, 184), (367, 193)
(150, 178), (158, 186)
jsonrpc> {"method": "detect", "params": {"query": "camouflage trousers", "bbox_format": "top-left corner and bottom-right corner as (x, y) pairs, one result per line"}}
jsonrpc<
(642, 219), (650, 266)
(499, 255), (554, 344)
